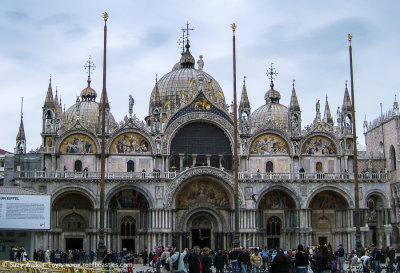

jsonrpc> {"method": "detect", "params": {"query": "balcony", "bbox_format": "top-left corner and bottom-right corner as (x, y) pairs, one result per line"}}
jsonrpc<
(14, 170), (177, 182)
(238, 171), (390, 182)
(13, 169), (390, 183)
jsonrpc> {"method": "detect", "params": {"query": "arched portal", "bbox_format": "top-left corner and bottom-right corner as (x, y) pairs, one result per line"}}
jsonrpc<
(52, 192), (94, 251)
(187, 212), (220, 249)
(308, 190), (349, 247)
(170, 122), (232, 170)
(366, 193), (386, 247)
(108, 189), (150, 252)
(258, 189), (297, 249)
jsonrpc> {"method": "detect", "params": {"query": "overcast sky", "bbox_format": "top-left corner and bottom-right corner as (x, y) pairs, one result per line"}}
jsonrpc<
(0, 0), (399, 153)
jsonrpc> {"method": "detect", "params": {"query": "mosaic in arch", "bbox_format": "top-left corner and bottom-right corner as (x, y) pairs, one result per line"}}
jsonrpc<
(250, 134), (289, 155)
(110, 133), (152, 154)
(59, 134), (96, 154)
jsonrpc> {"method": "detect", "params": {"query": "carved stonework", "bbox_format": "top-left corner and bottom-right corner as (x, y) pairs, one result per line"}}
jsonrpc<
(163, 166), (245, 208)
(178, 202), (227, 231)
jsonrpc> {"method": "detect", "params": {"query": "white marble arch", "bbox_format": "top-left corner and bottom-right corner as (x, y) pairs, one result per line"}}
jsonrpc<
(305, 185), (354, 209)
(50, 185), (97, 208)
(364, 189), (390, 208)
(181, 206), (225, 232)
(255, 185), (301, 209)
(105, 183), (155, 209)
(164, 166), (245, 208)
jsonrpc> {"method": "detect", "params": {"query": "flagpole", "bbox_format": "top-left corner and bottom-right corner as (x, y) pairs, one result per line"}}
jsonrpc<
(232, 23), (240, 247)
(98, 12), (108, 257)
(348, 34), (362, 254)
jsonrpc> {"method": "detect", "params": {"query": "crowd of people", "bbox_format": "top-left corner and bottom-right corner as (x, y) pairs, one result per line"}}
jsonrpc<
(8, 244), (400, 273)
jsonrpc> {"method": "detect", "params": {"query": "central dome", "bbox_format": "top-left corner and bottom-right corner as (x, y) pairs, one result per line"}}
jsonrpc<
(148, 54), (226, 115)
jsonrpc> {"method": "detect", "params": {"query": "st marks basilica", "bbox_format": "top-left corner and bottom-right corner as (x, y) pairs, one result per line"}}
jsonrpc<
(2, 22), (399, 258)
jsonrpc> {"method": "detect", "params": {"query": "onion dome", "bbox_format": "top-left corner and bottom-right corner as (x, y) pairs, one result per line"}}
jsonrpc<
(251, 104), (289, 130)
(65, 57), (116, 129)
(250, 63), (288, 130)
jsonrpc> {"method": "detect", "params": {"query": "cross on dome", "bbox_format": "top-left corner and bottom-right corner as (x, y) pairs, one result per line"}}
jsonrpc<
(266, 62), (278, 89)
(84, 56), (96, 87)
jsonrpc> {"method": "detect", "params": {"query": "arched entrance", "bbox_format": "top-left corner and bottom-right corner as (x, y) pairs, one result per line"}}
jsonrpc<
(52, 191), (94, 251)
(174, 176), (232, 250)
(308, 190), (349, 247)
(187, 213), (220, 249)
(258, 189), (297, 249)
(108, 189), (150, 252)
(366, 193), (386, 247)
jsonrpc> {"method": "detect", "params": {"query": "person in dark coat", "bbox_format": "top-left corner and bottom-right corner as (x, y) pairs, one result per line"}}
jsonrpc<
(201, 248), (212, 273)
(270, 249), (290, 273)
(295, 244), (308, 273)
(315, 246), (331, 273)
(188, 246), (203, 273)
(238, 248), (250, 273)
(214, 249), (228, 273)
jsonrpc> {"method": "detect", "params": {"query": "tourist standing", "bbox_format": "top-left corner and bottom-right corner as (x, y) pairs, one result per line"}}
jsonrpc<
(201, 248), (212, 273)
(295, 245), (308, 273)
(188, 246), (202, 273)
(250, 248), (262, 273)
(334, 244), (345, 273)
(214, 249), (228, 273)
(238, 248), (250, 273)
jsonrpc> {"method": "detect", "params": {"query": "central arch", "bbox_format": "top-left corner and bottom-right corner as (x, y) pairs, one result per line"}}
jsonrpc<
(164, 166), (245, 208)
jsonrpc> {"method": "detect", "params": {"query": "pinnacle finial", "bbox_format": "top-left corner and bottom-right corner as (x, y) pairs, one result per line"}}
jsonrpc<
(266, 62), (278, 89)
(84, 56), (95, 87)
(103, 12), (108, 21)
(243, 75), (246, 86)
(292, 79), (295, 89)
(345, 80), (348, 89)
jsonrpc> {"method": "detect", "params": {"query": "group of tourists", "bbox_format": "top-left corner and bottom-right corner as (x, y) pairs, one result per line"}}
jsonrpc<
(145, 244), (400, 273)
(8, 244), (400, 273)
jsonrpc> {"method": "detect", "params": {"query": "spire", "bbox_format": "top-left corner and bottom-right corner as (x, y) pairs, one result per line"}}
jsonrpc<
(323, 95), (333, 124)
(239, 76), (250, 109)
(152, 75), (162, 107)
(44, 76), (55, 108)
(393, 95), (399, 114)
(17, 97), (25, 141)
(342, 80), (352, 112)
(54, 87), (62, 117)
(289, 80), (300, 111)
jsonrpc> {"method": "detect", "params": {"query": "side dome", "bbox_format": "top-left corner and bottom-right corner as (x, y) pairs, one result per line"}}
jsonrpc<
(65, 101), (116, 129)
(251, 103), (288, 131)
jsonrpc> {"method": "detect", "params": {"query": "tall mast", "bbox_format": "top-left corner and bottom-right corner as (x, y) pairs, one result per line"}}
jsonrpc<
(98, 11), (108, 255)
(231, 23), (240, 247)
(348, 34), (362, 254)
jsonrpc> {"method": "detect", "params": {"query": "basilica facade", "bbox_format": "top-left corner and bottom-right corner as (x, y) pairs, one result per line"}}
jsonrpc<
(10, 29), (396, 254)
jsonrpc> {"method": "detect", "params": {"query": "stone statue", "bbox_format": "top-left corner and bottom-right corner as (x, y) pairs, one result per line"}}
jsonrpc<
(316, 100), (320, 115)
(337, 107), (341, 125)
(291, 115), (299, 134)
(129, 94), (134, 117)
(197, 55), (204, 72)
(169, 151), (176, 168)
(155, 137), (161, 154)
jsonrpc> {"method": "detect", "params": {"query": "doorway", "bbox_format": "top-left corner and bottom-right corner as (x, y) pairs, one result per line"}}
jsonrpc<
(267, 238), (280, 249)
(318, 236), (327, 245)
(65, 238), (83, 251)
(122, 239), (135, 252)
(192, 229), (211, 248)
